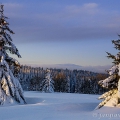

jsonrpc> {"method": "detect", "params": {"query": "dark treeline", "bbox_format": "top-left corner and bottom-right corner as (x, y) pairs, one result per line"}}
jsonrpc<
(18, 65), (108, 94)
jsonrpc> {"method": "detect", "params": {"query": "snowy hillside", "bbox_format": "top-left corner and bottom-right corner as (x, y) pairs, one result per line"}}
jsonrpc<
(0, 91), (120, 120)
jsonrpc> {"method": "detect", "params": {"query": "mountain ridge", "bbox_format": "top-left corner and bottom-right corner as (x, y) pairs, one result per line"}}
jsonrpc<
(26, 63), (111, 73)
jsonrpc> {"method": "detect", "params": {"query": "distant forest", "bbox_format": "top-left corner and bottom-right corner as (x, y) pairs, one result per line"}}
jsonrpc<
(18, 65), (108, 94)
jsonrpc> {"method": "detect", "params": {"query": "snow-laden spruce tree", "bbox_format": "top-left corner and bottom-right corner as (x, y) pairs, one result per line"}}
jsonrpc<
(96, 37), (120, 109)
(0, 4), (26, 105)
(65, 76), (70, 93)
(42, 69), (54, 93)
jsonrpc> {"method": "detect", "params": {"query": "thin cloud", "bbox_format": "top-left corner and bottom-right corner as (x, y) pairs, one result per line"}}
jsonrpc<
(65, 3), (98, 16)
(83, 3), (98, 8)
(3, 2), (120, 43)
(4, 3), (22, 8)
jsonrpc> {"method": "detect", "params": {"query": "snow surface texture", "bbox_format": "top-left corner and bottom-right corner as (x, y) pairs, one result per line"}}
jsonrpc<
(0, 91), (120, 120)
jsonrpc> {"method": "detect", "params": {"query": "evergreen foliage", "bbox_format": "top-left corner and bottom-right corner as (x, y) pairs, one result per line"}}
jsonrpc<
(96, 36), (120, 109)
(41, 69), (54, 93)
(19, 66), (107, 94)
(0, 4), (26, 105)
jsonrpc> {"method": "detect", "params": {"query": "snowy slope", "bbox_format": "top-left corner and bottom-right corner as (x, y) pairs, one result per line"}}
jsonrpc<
(0, 91), (120, 120)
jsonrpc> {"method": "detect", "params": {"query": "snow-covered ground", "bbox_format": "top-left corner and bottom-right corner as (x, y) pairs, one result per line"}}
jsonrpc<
(0, 91), (120, 120)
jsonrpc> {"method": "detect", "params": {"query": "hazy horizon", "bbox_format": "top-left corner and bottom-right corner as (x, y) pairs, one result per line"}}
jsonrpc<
(21, 63), (111, 73)
(1, 0), (120, 69)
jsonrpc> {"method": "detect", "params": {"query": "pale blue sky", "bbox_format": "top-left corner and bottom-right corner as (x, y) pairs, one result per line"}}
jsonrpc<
(1, 0), (120, 66)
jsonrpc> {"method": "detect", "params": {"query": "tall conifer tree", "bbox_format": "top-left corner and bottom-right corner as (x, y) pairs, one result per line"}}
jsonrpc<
(96, 36), (120, 109)
(42, 69), (54, 93)
(0, 4), (26, 105)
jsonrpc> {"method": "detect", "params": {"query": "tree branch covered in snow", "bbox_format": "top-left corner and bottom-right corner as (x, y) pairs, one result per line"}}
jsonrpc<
(0, 4), (26, 105)
(97, 35), (120, 109)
